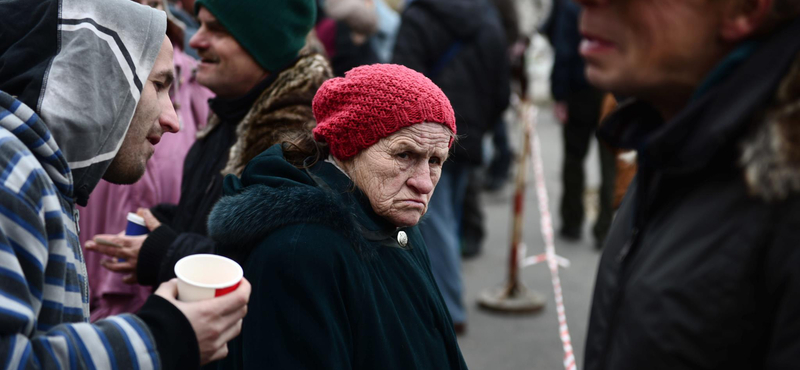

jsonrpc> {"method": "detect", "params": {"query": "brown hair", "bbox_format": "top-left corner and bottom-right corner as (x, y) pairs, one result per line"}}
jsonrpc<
(281, 129), (330, 169)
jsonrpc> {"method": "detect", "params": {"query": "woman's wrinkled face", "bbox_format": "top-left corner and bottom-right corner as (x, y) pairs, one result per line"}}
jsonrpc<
(344, 123), (452, 227)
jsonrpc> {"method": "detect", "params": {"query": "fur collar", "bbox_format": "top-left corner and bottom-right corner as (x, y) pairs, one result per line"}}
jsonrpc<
(208, 182), (373, 264)
(740, 52), (800, 201)
(198, 47), (332, 176)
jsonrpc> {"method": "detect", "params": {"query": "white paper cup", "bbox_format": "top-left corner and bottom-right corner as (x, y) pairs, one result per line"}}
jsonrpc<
(174, 254), (243, 302)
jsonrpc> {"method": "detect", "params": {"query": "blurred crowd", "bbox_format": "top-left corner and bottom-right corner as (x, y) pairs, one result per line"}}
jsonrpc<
(0, 0), (799, 369)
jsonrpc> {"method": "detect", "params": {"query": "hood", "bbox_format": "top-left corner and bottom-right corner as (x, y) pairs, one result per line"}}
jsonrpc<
(0, 0), (166, 205)
(410, 0), (486, 39)
(208, 145), (381, 263)
(0, 92), (73, 197)
(739, 49), (800, 201)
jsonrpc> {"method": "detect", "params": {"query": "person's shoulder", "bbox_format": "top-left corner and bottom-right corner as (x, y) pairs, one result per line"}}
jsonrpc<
(399, 0), (442, 28)
(774, 195), (800, 230)
(256, 223), (360, 263)
(245, 223), (365, 287)
(0, 127), (52, 203)
(268, 53), (331, 103)
(0, 126), (35, 160)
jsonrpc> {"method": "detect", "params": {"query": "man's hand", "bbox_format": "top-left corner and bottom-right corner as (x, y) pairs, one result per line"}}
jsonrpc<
(85, 233), (145, 284)
(137, 208), (161, 230)
(84, 208), (162, 284)
(554, 101), (569, 124)
(155, 278), (251, 365)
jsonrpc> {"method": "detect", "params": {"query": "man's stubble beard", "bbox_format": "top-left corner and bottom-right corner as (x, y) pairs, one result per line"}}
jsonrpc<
(102, 147), (150, 185)
(102, 116), (151, 185)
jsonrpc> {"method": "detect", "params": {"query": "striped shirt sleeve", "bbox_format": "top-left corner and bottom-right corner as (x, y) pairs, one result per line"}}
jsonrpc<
(0, 145), (161, 370)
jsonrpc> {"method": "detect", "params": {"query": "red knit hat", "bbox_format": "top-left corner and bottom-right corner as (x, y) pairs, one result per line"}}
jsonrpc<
(312, 64), (456, 160)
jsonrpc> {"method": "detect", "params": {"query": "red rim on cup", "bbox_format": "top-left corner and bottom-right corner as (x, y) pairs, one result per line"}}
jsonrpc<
(174, 254), (243, 302)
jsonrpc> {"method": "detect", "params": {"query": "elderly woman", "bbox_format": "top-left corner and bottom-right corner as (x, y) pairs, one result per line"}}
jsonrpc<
(207, 64), (468, 369)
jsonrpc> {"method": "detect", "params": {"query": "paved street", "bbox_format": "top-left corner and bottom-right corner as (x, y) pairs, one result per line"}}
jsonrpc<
(456, 105), (605, 370)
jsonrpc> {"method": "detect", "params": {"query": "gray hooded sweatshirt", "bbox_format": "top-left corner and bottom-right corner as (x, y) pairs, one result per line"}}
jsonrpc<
(0, 0), (196, 368)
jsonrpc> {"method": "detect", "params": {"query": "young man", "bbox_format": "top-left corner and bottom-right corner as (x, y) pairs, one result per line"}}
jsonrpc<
(85, 0), (332, 289)
(579, 0), (800, 369)
(0, 0), (249, 368)
(78, 0), (215, 321)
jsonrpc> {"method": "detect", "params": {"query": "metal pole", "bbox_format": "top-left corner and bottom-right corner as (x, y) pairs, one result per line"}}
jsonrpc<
(508, 101), (531, 292)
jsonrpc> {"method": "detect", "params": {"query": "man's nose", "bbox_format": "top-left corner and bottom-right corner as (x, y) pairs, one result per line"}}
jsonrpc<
(188, 29), (208, 50)
(159, 96), (180, 134)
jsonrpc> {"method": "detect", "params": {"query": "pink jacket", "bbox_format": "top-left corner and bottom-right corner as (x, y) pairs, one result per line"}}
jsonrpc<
(79, 48), (214, 321)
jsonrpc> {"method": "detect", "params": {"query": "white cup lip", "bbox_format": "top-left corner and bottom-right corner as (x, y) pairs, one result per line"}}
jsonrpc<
(174, 254), (243, 289)
(127, 212), (146, 226)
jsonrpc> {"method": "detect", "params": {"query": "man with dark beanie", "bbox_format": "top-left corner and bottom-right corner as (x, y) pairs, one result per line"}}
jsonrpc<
(85, 0), (333, 288)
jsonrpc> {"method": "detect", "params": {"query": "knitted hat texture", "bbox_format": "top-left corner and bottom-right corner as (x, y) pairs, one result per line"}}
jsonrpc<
(195, 0), (315, 72)
(312, 64), (456, 160)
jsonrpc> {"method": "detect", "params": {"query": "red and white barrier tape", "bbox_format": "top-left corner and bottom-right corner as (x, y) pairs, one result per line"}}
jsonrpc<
(526, 104), (577, 370)
(520, 246), (570, 269)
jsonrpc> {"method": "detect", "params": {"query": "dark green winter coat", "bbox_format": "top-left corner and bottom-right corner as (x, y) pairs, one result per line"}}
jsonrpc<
(207, 145), (468, 370)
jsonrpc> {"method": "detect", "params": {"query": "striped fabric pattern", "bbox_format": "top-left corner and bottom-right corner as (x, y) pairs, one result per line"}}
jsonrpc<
(0, 92), (160, 369)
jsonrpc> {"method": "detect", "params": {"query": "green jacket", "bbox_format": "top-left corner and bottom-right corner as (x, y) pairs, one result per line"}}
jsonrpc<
(208, 145), (468, 369)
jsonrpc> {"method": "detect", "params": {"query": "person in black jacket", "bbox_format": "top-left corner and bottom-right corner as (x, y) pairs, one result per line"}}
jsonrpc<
(392, 0), (511, 333)
(542, 0), (615, 248)
(85, 0), (332, 287)
(576, 0), (800, 368)
(207, 63), (467, 370)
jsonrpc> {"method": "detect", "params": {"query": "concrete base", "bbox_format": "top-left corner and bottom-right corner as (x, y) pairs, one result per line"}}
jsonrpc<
(477, 284), (547, 314)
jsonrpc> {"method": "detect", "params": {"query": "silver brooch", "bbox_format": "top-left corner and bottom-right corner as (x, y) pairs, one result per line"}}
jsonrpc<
(397, 230), (408, 247)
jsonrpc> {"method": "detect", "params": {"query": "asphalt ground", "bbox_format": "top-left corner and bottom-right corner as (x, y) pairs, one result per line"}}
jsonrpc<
(456, 105), (604, 370)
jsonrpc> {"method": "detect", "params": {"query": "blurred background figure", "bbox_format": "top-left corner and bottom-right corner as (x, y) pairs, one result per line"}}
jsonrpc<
(166, 0), (200, 58)
(139, 0), (200, 58)
(392, 0), (511, 334)
(78, 0), (213, 321)
(460, 0), (524, 259)
(541, 0), (614, 249)
(482, 0), (520, 192)
(315, 0), (400, 76)
(384, 0), (404, 12)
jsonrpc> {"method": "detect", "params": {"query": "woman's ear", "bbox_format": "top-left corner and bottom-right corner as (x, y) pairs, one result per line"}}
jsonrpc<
(719, 0), (773, 42)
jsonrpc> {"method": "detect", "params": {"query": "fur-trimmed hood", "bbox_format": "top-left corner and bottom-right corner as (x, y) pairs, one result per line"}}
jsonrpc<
(198, 45), (333, 177)
(740, 52), (800, 201)
(208, 177), (371, 264)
